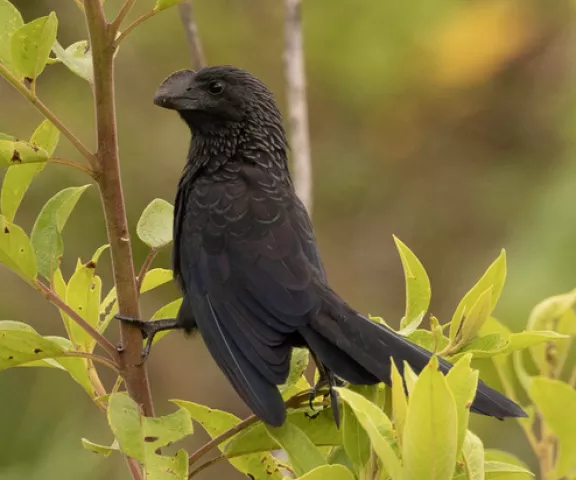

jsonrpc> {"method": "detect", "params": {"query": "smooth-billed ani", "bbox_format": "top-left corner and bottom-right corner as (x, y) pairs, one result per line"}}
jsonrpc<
(118, 65), (526, 426)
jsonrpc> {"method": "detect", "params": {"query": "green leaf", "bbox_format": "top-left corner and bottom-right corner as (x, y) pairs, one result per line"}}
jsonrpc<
(266, 422), (326, 476)
(335, 387), (401, 480)
(484, 449), (531, 470)
(462, 430), (484, 480)
(448, 333), (507, 360)
(279, 348), (309, 397)
(407, 329), (449, 353)
(225, 408), (340, 457)
(526, 290), (576, 375)
(31, 185), (90, 279)
(449, 250), (506, 339)
(341, 401), (370, 471)
(107, 394), (192, 479)
(326, 446), (355, 472)
(174, 400), (283, 480)
(52, 40), (93, 83)
(154, 0), (186, 11)
(390, 359), (407, 445)
(1, 121), (60, 223)
(528, 377), (576, 478)
(141, 268), (173, 293)
(458, 286), (493, 346)
(63, 253), (104, 350)
(10, 12), (58, 80)
(81, 438), (119, 457)
(445, 354), (478, 456)
(393, 236), (431, 332)
(45, 336), (95, 396)
(294, 464), (355, 480)
(0, 0), (23, 72)
(402, 357), (457, 480)
(0, 215), (37, 281)
(502, 331), (568, 355)
(137, 198), (174, 249)
(0, 320), (65, 369)
(0, 140), (49, 167)
(484, 461), (534, 479)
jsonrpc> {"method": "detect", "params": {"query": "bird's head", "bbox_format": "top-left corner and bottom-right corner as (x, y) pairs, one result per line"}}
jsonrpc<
(154, 65), (282, 135)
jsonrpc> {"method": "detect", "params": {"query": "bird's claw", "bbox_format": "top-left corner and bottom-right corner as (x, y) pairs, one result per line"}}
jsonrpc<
(115, 314), (156, 364)
(308, 370), (343, 427)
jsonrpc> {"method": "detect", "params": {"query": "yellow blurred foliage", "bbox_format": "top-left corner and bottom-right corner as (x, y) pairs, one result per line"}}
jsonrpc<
(429, 0), (538, 88)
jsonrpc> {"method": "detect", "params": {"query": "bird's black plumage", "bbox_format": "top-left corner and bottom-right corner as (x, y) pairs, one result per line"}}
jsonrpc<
(136, 65), (526, 426)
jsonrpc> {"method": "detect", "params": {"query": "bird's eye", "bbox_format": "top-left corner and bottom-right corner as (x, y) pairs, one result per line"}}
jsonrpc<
(207, 81), (225, 95)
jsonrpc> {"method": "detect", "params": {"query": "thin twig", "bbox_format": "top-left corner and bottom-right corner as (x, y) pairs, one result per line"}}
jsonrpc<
(0, 62), (97, 170)
(136, 248), (158, 293)
(115, 10), (157, 45)
(284, 0), (312, 212)
(49, 157), (95, 176)
(188, 414), (259, 467)
(37, 281), (120, 362)
(60, 351), (120, 373)
(188, 390), (314, 467)
(112, 0), (137, 31)
(178, 1), (206, 69)
(125, 457), (143, 480)
(188, 455), (224, 479)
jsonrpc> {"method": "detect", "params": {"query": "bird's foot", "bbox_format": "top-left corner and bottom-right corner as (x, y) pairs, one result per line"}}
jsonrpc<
(115, 315), (181, 364)
(308, 370), (344, 427)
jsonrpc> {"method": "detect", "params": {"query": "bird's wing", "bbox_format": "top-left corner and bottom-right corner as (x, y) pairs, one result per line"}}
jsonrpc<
(175, 163), (321, 425)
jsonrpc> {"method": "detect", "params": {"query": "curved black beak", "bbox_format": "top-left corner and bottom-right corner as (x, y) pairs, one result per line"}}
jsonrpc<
(153, 69), (198, 110)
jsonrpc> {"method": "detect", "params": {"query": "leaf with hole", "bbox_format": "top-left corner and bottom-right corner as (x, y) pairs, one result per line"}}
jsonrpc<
(137, 198), (174, 248)
(10, 12), (58, 80)
(0, 140), (49, 167)
(2, 121), (60, 223)
(0, 320), (65, 370)
(0, 215), (37, 282)
(31, 185), (90, 279)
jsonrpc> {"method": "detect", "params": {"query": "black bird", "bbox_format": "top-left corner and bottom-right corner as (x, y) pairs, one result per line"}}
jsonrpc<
(119, 65), (526, 427)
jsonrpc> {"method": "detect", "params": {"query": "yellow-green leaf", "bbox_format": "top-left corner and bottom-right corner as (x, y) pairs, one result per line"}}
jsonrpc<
(0, 140), (49, 167)
(52, 40), (93, 83)
(445, 354), (478, 456)
(295, 464), (355, 480)
(174, 400), (283, 480)
(141, 268), (173, 293)
(335, 387), (401, 480)
(390, 359), (407, 445)
(80, 438), (119, 457)
(458, 286), (493, 345)
(279, 347), (309, 397)
(529, 377), (576, 478)
(402, 357), (458, 480)
(154, 0), (186, 11)
(0, 320), (65, 370)
(462, 430), (484, 480)
(0, 215), (37, 281)
(137, 198), (174, 248)
(393, 236), (430, 332)
(266, 422), (326, 476)
(449, 250), (506, 339)
(31, 185), (90, 279)
(0, 0), (23, 72)
(2, 121), (60, 223)
(10, 12), (58, 80)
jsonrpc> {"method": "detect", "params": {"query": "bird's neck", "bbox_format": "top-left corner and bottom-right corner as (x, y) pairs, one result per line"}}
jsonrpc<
(186, 116), (290, 179)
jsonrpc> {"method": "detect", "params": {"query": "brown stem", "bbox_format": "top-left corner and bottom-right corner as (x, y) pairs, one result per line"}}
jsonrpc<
(178, 1), (206, 69)
(84, 0), (155, 421)
(37, 281), (119, 361)
(136, 248), (158, 293)
(60, 351), (119, 373)
(0, 62), (97, 169)
(284, 0), (312, 212)
(115, 10), (157, 45)
(125, 457), (143, 480)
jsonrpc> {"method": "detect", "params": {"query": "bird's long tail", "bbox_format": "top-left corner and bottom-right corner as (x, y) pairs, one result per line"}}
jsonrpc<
(300, 293), (526, 419)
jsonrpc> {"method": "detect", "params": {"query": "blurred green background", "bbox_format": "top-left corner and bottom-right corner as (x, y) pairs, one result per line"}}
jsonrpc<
(1, 0), (575, 478)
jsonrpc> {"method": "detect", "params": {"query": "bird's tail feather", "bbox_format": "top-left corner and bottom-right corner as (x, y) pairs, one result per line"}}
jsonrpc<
(302, 296), (526, 419)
